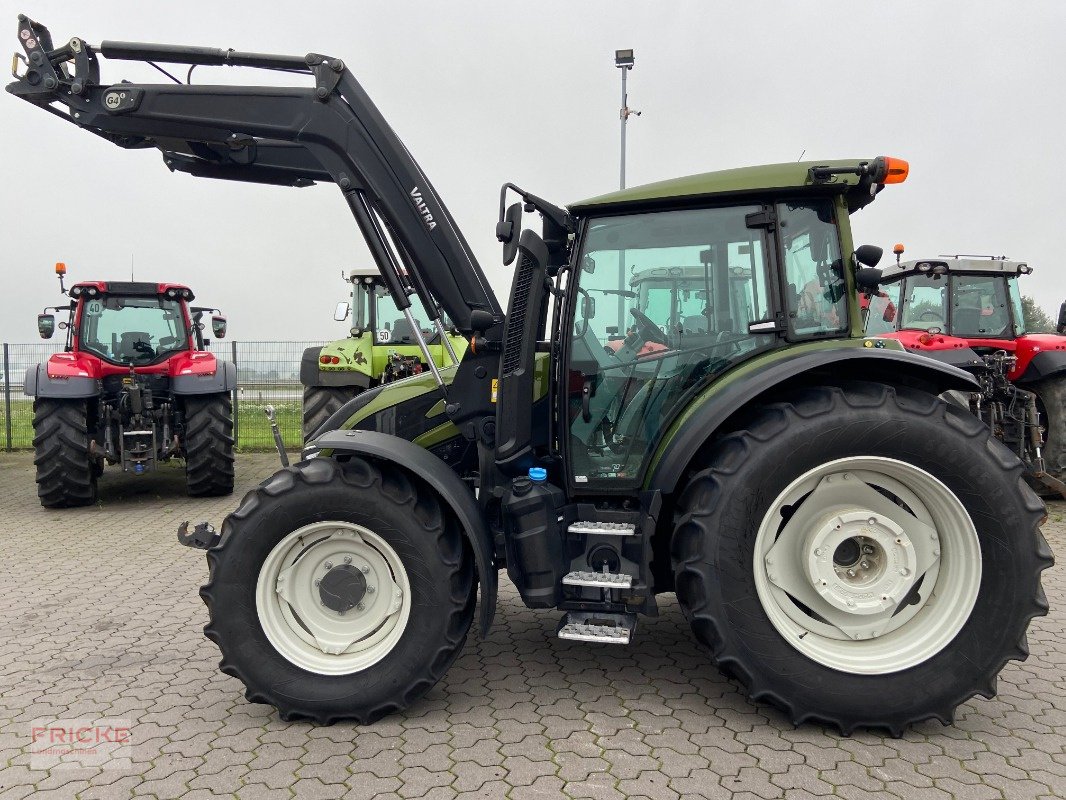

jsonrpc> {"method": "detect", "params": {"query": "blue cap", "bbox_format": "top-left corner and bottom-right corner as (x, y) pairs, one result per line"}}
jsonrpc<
(528, 467), (547, 482)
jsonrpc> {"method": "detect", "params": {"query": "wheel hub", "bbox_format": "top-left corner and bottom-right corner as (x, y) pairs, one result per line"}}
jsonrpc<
(806, 509), (917, 616)
(319, 563), (367, 613)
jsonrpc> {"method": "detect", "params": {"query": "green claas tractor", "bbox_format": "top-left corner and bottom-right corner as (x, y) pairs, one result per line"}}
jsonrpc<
(11, 17), (1052, 735)
(300, 267), (467, 440)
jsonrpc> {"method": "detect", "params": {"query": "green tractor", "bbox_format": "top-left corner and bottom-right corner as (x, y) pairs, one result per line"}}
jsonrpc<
(13, 18), (1051, 736)
(300, 267), (467, 440)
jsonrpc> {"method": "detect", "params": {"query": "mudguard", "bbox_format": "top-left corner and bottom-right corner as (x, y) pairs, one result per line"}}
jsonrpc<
(648, 346), (980, 493)
(23, 365), (100, 398)
(172, 361), (237, 394)
(306, 429), (497, 636)
(1016, 350), (1066, 384)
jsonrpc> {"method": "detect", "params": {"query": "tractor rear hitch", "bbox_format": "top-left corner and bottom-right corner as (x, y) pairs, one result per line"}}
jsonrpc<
(177, 520), (221, 550)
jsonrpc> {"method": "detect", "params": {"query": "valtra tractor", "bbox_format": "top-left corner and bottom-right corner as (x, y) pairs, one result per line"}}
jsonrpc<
(9, 16), (1052, 735)
(864, 250), (1066, 495)
(27, 261), (236, 506)
(300, 267), (467, 440)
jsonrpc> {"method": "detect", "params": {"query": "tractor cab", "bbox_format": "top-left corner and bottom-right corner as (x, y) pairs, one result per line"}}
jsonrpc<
(869, 256), (1066, 381)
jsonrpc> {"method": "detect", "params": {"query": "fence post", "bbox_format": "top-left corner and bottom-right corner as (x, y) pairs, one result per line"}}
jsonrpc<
(231, 340), (239, 447)
(3, 343), (11, 451)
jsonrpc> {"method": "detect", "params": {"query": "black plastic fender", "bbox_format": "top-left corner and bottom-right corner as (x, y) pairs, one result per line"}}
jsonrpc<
(1016, 350), (1066, 384)
(307, 429), (497, 636)
(22, 365), (100, 398)
(648, 346), (980, 493)
(172, 361), (237, 394)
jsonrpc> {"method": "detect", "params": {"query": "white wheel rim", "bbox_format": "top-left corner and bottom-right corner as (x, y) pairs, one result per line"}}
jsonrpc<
(753, 456), (981, 675)
(255, 521), (412, 675)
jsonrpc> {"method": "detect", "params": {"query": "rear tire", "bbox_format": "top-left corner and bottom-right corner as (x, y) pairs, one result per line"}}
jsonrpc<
(672, 382), (1052, 735)
(32, 398), (97, 508)
(200, 457), (475, 723)
(302, 385), (360, 442)
(184, 394), (235, 496)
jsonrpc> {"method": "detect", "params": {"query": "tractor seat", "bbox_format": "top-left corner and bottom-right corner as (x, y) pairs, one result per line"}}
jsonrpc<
(391, 319), (414, 341)
(117, 331), (153, 360)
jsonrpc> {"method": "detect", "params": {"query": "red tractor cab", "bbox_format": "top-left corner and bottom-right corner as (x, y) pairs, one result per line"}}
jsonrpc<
(865, 255), (1066, 494)
(28, 264), (236, 507)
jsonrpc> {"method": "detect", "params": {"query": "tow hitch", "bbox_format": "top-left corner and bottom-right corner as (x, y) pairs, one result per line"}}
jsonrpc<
(177, 520), (221, 550)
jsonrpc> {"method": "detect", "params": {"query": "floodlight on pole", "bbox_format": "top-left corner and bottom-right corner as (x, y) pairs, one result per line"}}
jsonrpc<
(615, 49), (640, 190)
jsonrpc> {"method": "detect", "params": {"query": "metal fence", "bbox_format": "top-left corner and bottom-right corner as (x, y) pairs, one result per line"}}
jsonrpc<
(0, 341), (326, 451)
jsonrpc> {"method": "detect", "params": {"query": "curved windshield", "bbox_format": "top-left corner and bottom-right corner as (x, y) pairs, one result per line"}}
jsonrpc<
(79, 296), (189, 364)
(899, 275), (947, 330)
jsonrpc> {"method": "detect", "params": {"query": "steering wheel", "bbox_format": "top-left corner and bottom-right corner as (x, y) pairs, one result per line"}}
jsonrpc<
(629, 308), (669, 347)
(133, 338), (155, 357)
(919, 311), (941, 322)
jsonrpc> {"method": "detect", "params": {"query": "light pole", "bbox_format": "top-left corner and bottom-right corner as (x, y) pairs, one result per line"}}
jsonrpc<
(615, 49), (639, 190)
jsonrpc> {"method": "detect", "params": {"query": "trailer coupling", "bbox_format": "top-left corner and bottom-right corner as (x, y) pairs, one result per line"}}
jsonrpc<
(177, 520), (221, 550)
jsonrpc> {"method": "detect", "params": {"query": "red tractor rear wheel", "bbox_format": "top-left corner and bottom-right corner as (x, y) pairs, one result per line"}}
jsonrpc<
(32, 398), (97, 508)
(183, 394), (235, 496)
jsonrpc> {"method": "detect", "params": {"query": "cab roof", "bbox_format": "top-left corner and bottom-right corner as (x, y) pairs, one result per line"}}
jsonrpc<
(879, 258), (1032, 284)
(569, 158), (892, 213)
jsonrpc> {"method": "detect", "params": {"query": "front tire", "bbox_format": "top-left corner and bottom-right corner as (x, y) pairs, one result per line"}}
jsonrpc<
(183, 394), (235, 497)
(302, 385), (361, 443)
(32, 398), (97, 508)
(200, 456), (475, 723)
(672, 382), (1052, 735)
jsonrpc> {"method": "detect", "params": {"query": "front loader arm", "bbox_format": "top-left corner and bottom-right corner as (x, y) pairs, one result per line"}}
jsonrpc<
(7, 15), (503, 338)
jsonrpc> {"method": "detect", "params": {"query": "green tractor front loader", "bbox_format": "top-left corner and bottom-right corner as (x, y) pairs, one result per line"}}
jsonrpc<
(10, 16), (1051, 736)
(300, 267), (467, 440)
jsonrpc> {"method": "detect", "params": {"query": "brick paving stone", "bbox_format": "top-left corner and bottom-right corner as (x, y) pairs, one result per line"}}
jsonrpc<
(0, 453), (1062, 800)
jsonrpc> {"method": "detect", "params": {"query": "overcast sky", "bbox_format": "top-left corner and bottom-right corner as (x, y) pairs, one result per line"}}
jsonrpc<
(1, 0), (1062, 342)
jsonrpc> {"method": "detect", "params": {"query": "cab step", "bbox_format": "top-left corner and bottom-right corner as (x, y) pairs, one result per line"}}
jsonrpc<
(562, 570), (633, 589)
(567, 521), (637, 536)
(557, 611), (635, 645)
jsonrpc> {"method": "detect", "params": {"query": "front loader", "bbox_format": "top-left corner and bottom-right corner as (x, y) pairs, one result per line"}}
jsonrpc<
(9, 15), (1052, 735)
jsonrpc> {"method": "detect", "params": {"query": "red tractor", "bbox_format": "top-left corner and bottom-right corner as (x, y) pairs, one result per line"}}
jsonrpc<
(864, 251), (1066, 494)
(28, 263), (236, 507)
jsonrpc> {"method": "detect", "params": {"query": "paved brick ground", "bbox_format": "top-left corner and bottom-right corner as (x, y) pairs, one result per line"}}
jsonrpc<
(0, 452), (1063, 800)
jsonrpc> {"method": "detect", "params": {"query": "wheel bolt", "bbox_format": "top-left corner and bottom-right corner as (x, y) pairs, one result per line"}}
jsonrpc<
(860, 560), (870, 570)
(367, 586), (376, 594)
(933, 549), (941, 557)
(846, 569), (856, 578)
(343, 556), (352, 565)
(814, 548), (824, 557)
(314, 579), (321, 587)
(900, 567), (910, 576)
(356, 603), (365, 611)
(324, 561), (333, 570)
(767, 573), (777, 582)
(360, 565), (370, 574)
(846, 599), (855, 608)
(862, 545), (875, 554)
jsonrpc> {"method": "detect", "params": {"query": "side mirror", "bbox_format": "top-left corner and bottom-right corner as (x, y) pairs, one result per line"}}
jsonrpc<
(37, 313), (55, 339)
(1057, 301), (1066, 335)
(211, 315), (227, 339)
(333, 301), (350, 322)
(855, 268), (883, 294)
(854, 244), (884, 268)
(497, 202), (522, 266)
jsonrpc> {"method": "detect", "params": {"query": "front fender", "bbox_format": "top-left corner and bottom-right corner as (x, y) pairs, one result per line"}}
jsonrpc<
(306, 430), (497, 636)
(647, 346), (979, 493)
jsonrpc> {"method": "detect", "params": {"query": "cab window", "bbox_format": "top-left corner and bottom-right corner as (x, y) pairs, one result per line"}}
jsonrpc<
(952, 275), (1010, 338)
(566, 205), (775, 489)
(900, 276), (947, 330)
(778, 200), (847, 337)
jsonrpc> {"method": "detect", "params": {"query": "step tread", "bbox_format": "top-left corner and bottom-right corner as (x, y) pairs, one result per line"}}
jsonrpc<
(557, 612), (635, 645)
(562, 570), (633, 589)
(568, 520), (637, 536)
